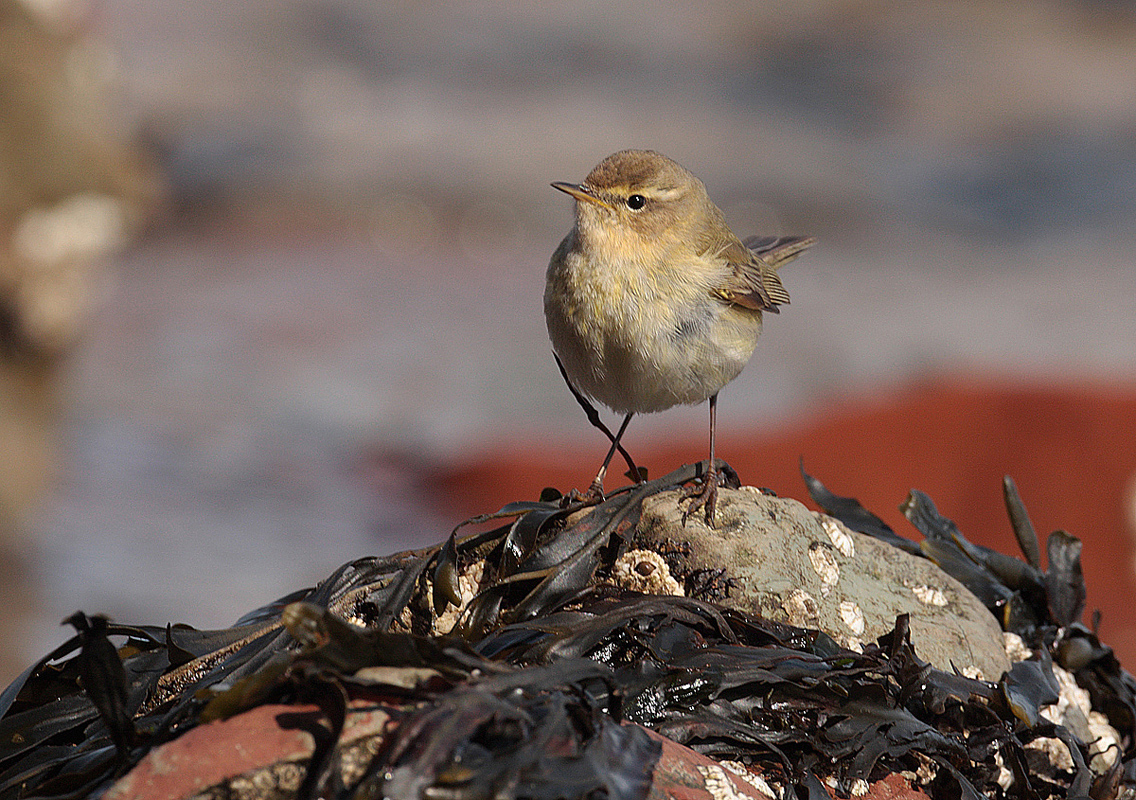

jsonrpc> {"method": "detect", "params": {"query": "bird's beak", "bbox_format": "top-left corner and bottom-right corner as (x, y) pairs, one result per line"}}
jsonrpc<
(551, 181), (613, 210)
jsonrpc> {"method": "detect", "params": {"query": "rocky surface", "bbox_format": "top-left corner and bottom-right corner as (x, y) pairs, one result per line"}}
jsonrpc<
(99, 704), (934, 800)
(635, 486), (1011, 680)
(103, 699), (390, 800)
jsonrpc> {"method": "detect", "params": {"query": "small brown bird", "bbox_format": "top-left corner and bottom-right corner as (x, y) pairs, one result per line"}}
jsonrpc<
(544, 150), (815, 524)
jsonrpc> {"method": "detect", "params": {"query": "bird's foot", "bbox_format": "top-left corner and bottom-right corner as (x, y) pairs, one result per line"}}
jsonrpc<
(565, 479), (606, 507)
(681, 465), (724, 527)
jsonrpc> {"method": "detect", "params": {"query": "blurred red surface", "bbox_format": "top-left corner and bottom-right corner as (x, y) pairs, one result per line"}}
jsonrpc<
(438, 377), (1136, 668)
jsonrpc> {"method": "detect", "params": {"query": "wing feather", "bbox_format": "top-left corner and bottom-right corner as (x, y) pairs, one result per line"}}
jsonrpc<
(715, 235), (816, 311)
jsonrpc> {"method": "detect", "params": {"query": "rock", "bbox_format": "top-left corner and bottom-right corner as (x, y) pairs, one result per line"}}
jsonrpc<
(103, 705), (929, 800)
(634, 485), (1011, 680)
(641, 728), (775, 800)
(103, 700), (390, 800)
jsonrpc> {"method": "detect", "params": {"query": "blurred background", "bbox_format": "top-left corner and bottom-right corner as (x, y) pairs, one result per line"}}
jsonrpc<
(3, 0), (1136, 683)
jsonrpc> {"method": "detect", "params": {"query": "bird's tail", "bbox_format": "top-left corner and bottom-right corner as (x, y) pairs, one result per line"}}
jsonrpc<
(743, 235), (817, 270)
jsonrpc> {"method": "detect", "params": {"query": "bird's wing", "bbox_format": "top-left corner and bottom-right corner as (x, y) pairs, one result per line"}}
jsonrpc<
(714, 234), (816, 311)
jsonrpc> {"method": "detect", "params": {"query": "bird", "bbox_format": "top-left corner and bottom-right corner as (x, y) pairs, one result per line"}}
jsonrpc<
(543, 149), (815, 525)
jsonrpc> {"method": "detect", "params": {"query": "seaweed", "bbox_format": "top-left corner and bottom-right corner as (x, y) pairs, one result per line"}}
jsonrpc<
(1, 463), (1131, 800)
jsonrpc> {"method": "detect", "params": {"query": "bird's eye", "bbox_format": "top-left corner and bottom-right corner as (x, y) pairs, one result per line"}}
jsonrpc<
(626, 194), (646, 210)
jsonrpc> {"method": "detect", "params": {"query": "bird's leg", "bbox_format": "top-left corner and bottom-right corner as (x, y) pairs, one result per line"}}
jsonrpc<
(683, 393), (723, 526)
(553, 353), (644, 485)
(586, 412), (634, 500)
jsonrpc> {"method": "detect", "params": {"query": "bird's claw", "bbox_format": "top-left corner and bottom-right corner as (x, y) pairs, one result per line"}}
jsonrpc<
(565, 480), (606, 508)
(681, 467), (724, 527)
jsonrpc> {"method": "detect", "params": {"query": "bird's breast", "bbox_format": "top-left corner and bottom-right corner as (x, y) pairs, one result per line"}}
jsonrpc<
(544, 245), (763, 415)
